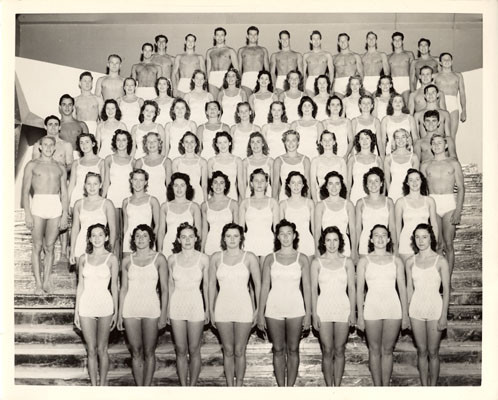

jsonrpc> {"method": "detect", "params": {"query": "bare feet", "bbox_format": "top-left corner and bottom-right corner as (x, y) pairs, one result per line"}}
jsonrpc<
(34, 285), (44, 295)
(42, 280), (52, 294)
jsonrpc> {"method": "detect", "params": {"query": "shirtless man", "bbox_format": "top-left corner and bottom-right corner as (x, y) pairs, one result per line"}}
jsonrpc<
(95, 54), (125, 101)
(408, 65), (446, 114)
(206, 27), (238, 98)
(237, 26), (270, 98)
(388, 32), (415, 104)
(303, 30), (334, 97)
(151, 35), (174, 80)
(131, 43), (162, 101)
(74, 71), (103, 136)
(410, 38), (439, 92)
(434, 52), (467, 139)
(22, 135), (69, 294)
(58, 94), (88, 157)
(414, 110), (457, 163)
(361, 31), (390, 94)
(269, 30), (303, 94)
(421, 134), (464, 276)
(172, 33), (205, 98)
(414, 84), (451, 137)
(332, 33), (363, 98)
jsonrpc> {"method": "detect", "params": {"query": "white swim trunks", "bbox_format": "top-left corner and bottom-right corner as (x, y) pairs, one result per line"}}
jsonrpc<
(83, 120), (97, 135)
(363, 75), (380, 94)
(430, 194), (456, 218)
(305, 75), (318, 94)
(444, 95), (459, 113)
(135, 86), (157, 101)
(177, 77), (191, 94)
(209, 70), (227, 88)
(31, 194), (63, 219)
(275, 75), (286, 91)
(333, 76), (349, 96)
(392, 76), (410, 94)
(241, 71), (259, 91)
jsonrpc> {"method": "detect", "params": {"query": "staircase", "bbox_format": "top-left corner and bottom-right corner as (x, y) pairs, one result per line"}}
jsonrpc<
(13, 166), (482, 386)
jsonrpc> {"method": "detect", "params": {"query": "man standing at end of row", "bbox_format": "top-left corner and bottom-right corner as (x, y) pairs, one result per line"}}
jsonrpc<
(270, 30), (303, 94)
(23, 135), (69, 294)
(58, 94), (88, 158)
(131, 43), (162, 101)
(95, 54), (125, 101)
(173, 33), (205, 98)
(151, 34), (174, 80)
(333, 33), (363, 98)
(388, 32), (414, 105)
(206, 27), (238, 98)
(361, 31), (390, 94)
(303, 30), (334, 97)
(408, 65), (446, 114)
(74, 72), (103, 135)
(238, 26), (269, 98)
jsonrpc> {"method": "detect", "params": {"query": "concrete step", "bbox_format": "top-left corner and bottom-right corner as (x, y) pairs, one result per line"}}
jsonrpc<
(14, 341), (481, 370)
(14, 362), (482, 386)
(14, 320), (482, 345)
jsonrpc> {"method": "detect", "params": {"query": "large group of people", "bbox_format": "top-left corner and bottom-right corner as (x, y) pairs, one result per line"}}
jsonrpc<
(20, 25), (470, 387)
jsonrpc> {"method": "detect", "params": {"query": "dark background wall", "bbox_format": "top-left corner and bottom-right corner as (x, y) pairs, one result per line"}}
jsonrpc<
(17, 13), (482, 74)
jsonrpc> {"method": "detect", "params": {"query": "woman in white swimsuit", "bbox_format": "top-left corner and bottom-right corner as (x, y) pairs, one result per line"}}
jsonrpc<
(218, 68), (247, 127)
(230, 101), (261, 159)
(243, 132), (273, 198)
(184, 69), (214, 127)
(117, 77), (144, 132)
(373, 75), (395, 122)
(197, 100), (230, 161)
(130, 100), (166, 160)
(153, 77), (174, 127)
(322, 95), (354, 159)
(312, 74), (332, 122)
(261, 100), (290, 159)
(343, 75), (365, 120)
(249, 70), (278, 129)
(352, 95), (381, 145)
(165, 98), (197, 160)
(96, 99), (127, 159)
(278, 70), (304, 124)
(290, 96), (324, 160)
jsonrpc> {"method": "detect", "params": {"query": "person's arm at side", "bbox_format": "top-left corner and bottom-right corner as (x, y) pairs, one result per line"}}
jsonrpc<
(21, 162), (34, 230)
(201, 202), (208, 252)
(102, 156), (111, 198)
(381, 52), (390, 76)
(150, 197), (161, 237)
(409, 60), (417, 92)
(408, 92), (416, 115)
(356, 257), (367, 331)
(303, 157), (311, 198)
(310, 258), (320, 331)
(355, 54), (364, 78)
(229, 48), (239, 71)
(346, 200), (358, 264)
(438, 256), (451, 330)
(427, 196), (439, 243)
(355, 200), (364, 256)
(405, 256), (415, 311)
(387, 198), (397, 251)
(192, 203), (202, 233)
(201, 254), (210, 324)
(309, 158), (319, 203)
(95, 76), (104, 99)
(271, 199), (280, 230)
(104, 200), (117, 252)
(313, 202), (323, 254)
(200, 159), (208, 202)
(172, 56), (180, 96)
(346, 156), (354, 200)
(409, 115), (419, 142)
(117, 256), (130, 331)
(208, 252), (219, 328)
(345, 119), (354, 161)
(74, 255), (85, 329)
(379, 117), (388, 157)
(206, 49), (212, 75)
(345, 258), (356, 326)
(257, 254), (272, 331)
(458, 72), (467, 123)
(384, 155), (392, 195)
(59, 166), (69, 230)
(395, 256), (410, 330)
(157, 253), (169, 329)
(327, 53), (335, 85)
(66, 160), (78, 205)
(394, 198), (404, 254)
(451, 160), (465, 225)
(164, 123), (171, 159)
(237, 48), (243, 75)
(122, 199), (129, 245)
(269, 53), (277, 86)
(263, 48), (270, 72)
(247, 252), (262, 327)
(109, 254), (119, 330)
(235, 157), (245, 201)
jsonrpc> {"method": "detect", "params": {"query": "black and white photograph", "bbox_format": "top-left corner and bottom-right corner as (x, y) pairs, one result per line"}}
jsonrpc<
(2, 0), (497, 397)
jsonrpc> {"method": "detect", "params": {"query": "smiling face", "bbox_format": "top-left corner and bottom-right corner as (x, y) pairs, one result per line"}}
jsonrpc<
(211, 176), (226, 195)
(89, 226), (107, 249)
(79, 135), (95, 155)
(310, 33), (321, 49)
(301, 100), (314, 116)
(359, 97), (373, 114)
(419, 68), (433, 85)
(424, 87), (438, 103)
(182, 134), (197, 154)
(45, 118), (60, 136)
(359, 132), (372, 149)
(79, 75), (93, 92)
(157, 78), (169, 94)
(366, 32), (377, 48)
(407, 171), (422, 193)
(279, 33), (290, 49)
(39, 136), (56, 157)
(142, 104), (157, 121)
(193, 72), (205, 88)
(277, 225), (296, 248)
(324, 231), (341, 253)
(156, 37), (167, 51)
(430, 135), (447, 155)
(216, 135), (230, 153)
(392, 95), (405, 111)
(320, 132), (335, 151)
(288, 72), (300, 89)
(115, 133), (129, 152)
(328, 98), (342, 116)
(84, 175), (102, 196)
(124, 79), (136, 95)
(108, 56), (121, 73)
(206, 102), (221, 119)
(214, 30), (226, 45)
(237, 104), (251, 121)
(258, 73), (270, 88)
(133, 229), (151, 250)
(393, 130), (408, 149)
(423, 115), (439, 133)
(131, 172), (147, 193)
(366, 173), (382, 194)
(247, 29), (259, 44)
(271, 103), (283, 120)
(379, 77), (392, 93)
(284, 132), (299, 152)
(145, 134), (160, 154)
(326, 175), (342, 197)
(185, 35), (196, 51)
(349, 78), (361, 93)
(174, 102), (187, 119)
(105, 102), (117, 119)
(414, 228), (431, 251)
(338, 35), (349, 50)
(142, 44), (153, 60)
(317, 77), (329, 93)
(59, 98), (74, 116)
(370, 226), (390, 249)
(250, 135), (263, 154)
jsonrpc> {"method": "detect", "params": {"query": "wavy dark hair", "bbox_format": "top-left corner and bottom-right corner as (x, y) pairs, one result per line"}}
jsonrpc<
(178, 131), (201, 155)
(375, 75), (397, 98)
(386, 94), (409, 116)
(363, 166), (385, 195)
(205, 100), (223, 117)
(354, 129), (377, 153)
(247, 131), (269, 157)
(317, 130), (338, 155)
(190, 69), (208, 91)
(268, 100), (288, 123)
(283, 70), (304, 92)
(234, 101), (255, 124)
(155, 77), (173, 97)
(167, 172), (194, 201)
(111, 129), (133, 154)
(138, 100), (159, 123)
(314, 74), (331, 96)
(274, 219), (299, 251)
(142, 131), (163, 155)
(85, 223), (112, 254)
(297, 96), (317, 118)
(345, 75), (366, 97)
(402, 168), (429, 196)
(367, 224), (393, 253)
(75, 133), (98, 157)
(172, 222), (201, 254)
(82, 172), (103, 197)
(358, 94), (375, 114)
(285, 171), (309, 198)
(208, 170), (231, 195)
(213, 131), (233, 154)
(130, 224), (156, 252)
(170, 97), (191, 121)
(222, 67), (242, 89)
(254, 70), (274, 93)
(326, 95), (344, 117)
(129, 168), (149, 193)
(220, 223), (245, 250)
(320, 171), (347, 200)
(249, 167), (269, 197)
(318, 226), (345, 255)
(411, 223), (437, 254)
(100, 99), (122, 121)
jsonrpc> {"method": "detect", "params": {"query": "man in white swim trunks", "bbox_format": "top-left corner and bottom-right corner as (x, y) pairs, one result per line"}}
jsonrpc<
(434, 52), (467, 139)
(408, 65), (446, 114)
(414, 111), (457, 163)
(421, 134), (464, 276)
(151, 34), (174, 80)
(95, 54), (125, 101)
(58, 94), (88, 159)
(332, 33), (363, 98)
(206, 27), (238, 99)
(388, 32), (415, 105)
(237, 26), (269, 98)
(361, 31), (390, 95)
(409, 38), (439, 92)
(172, 33), (206, 98)
(74, 71), (103, 136)
(303, 30), (334, 97)
(414, 84), (451, 137)
(22, 135), (69, 294)
(269, 30), (303, 94)
(131, 43), (162, 101)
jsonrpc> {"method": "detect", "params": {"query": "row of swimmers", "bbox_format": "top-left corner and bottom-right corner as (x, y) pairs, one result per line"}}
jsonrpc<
(75, 220), (449, 387)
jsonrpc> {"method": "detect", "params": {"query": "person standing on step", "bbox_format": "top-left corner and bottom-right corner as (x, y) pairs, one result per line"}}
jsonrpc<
(269, 30), (303, 94)
(59, 94), (89, 159)
(332, 33), (363, 98)
(131, 43), (162, 101)
(278, 70), (304, 124)
(208, 223), (261, 386)
(167, 222), (210, 386)
(310, 226), (356, 386)
(117, 224), (168, 386)
(164, 98), (197, 161)
(388, 32), (414, 105)
(96, 99), (127, 160)
(361, 31), (390, 95)
(218, 68), (246, 128)
(172, 34), (205, 98)
(249, 70), (278, 129)
(184, 70), (214, 128)
(151, 34), (174, 80)
(74, 223), (119, 386)
(303, 30), (334, 97)
(74, 71), (104, 136)
(197, 100), (231, 161)
(130, 100), (166, 160)
(356, 224), (409, 386)
(95, 54), (125, 101)
(406, 223), (450, 386)
(117, 78), (144, 132)
(261, 100), (290, 159)
(258, 219), (312, 387)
